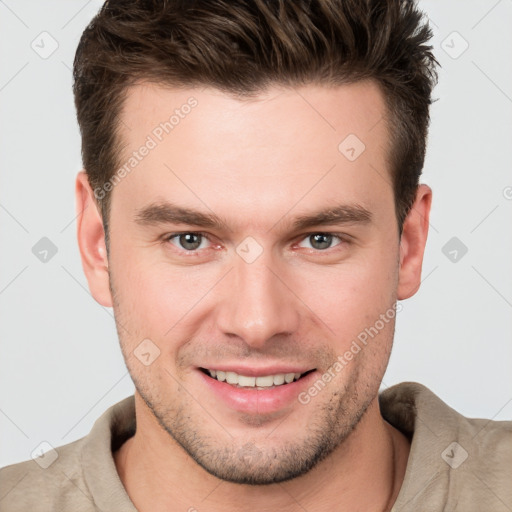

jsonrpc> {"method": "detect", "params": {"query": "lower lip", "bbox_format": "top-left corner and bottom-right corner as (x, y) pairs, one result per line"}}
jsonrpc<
(198, 370), (318, 415)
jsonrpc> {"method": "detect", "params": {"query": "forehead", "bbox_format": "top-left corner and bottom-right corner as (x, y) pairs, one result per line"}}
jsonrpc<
(119, 81), (387, 147)
(112, 81), (393, 230)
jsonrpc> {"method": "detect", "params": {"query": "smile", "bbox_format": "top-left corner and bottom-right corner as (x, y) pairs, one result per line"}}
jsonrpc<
(200, 368), (315, 389)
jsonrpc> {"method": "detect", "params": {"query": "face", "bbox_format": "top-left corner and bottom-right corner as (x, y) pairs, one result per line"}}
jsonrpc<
(78, 81), (427, 484)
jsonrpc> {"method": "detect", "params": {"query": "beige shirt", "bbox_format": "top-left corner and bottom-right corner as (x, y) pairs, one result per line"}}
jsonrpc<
(1, 382), (510, 511)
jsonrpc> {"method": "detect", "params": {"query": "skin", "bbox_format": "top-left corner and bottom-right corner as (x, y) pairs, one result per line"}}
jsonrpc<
(76, 81), (431, 511)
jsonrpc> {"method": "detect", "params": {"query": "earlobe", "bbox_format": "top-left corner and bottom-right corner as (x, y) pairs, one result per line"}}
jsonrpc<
(397, 184), (432, 300)
(75, 171), (113, 307)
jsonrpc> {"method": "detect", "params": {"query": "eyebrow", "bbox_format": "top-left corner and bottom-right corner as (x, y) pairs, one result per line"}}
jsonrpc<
(134, 201), (372, 232)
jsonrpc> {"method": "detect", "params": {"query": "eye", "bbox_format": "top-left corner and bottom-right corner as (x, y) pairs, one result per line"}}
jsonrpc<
(167, 232), (211, 251)
(297, 233), (343, 251)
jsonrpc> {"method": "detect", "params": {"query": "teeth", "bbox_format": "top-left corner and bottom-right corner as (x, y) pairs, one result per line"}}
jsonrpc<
(206, 369), (305, 388)
(273, 374), (285, 385)
(226, 371), (238, 384)
(238, 375), (256, 387)
(255, 375), (274, 387)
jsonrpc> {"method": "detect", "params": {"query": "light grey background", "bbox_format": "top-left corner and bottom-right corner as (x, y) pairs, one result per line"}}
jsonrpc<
(0, 0), (511, 468)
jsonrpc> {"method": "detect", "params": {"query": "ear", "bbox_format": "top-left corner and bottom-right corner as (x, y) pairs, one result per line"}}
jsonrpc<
(397, 184), (432, 300)
(75, 171), (112, 307)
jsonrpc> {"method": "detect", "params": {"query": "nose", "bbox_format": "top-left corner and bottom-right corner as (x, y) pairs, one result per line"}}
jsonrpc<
(215, 249), (301, 349)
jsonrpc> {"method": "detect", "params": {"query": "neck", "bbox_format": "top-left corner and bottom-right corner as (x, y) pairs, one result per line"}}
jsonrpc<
(114, 393), (410, 512)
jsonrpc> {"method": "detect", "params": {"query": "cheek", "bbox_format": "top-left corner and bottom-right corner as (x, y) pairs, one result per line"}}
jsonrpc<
(110, 251), (219, 341)
(316, 256), (396, 307)
(110, 223), (399, 354)
(291, 244), (399, 346)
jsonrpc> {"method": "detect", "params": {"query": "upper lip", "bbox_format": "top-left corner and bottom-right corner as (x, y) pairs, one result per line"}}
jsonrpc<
(198, 365), (315, 377)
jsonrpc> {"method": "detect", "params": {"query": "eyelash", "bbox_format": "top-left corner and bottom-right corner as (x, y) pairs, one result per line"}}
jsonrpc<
(163, 231), (349, 256)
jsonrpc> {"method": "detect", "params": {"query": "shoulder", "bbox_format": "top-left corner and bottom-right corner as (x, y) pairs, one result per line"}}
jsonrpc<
(0, 437), (93, 512)
(0, 395), (136, 512)
(381, 382), (512, 511)
(380, 381), (512, 450)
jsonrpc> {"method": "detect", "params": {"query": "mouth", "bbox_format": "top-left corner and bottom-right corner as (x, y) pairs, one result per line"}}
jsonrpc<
(199, 367), (316, 389)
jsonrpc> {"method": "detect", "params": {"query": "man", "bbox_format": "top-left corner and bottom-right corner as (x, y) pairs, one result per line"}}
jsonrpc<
(1, 0), (510, 510)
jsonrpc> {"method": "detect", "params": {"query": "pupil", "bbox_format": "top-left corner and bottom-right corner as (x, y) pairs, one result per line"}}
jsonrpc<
(180, 233), (201, 250)
(311, 233), (332, 250)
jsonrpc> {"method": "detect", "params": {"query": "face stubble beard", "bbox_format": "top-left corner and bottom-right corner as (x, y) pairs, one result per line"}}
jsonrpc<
(108, 269), (394, 486)
(126, 362), (378, 485)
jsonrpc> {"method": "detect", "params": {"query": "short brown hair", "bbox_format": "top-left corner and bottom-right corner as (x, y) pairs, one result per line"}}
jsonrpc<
(73, 0), (438, 239)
